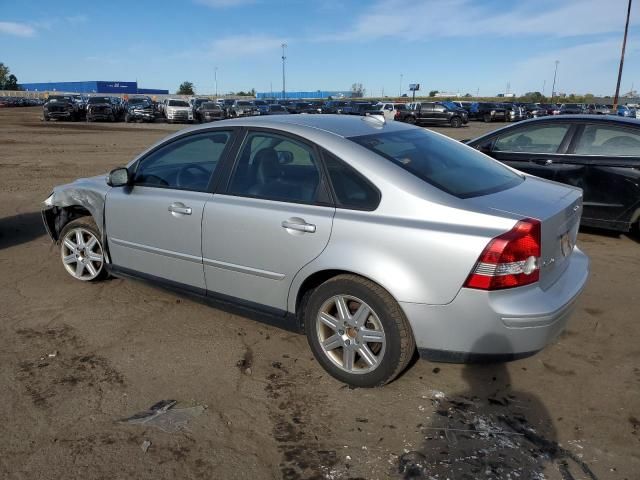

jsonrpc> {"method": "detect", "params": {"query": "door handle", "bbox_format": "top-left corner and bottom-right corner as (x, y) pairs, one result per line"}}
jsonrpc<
(533, 158), (553, 166)
(168, 203), (192, 215)
(281, 219), (316, 233)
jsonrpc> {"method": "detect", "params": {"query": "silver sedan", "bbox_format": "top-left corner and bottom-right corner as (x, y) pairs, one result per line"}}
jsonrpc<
(42, 114), (589, 387)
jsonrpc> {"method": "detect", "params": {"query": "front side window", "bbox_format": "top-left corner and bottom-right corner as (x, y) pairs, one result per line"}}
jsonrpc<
(350, 129), (522, 198)
(228, 132), (321, 203)
(134, 131), (231, 191)
(574, 124), (640, 156)
(493, 124), (571, 153)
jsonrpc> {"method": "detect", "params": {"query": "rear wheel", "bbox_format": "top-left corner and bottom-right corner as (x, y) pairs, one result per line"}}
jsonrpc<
(450, 116), (462, 128)
(405, 116), (416, 125)
(304, 274), (415, 387)
(483, 113), (492, 123)
(124, 113), (131, 123)
(59, 218), (107, 282)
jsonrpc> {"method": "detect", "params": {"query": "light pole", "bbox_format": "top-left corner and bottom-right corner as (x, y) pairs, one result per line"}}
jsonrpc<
(281, 43), (287, 100)
(399, 73), (403, 97)
(613, 0), (632, 110)
(214, 66), (218, 97)
(551, 60), (559, 103)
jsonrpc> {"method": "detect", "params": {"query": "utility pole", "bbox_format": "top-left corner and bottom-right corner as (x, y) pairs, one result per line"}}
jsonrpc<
(542, 79), (546, 96)
(613, 0), (632, 110)
(214, 66), (218, 97)
(551, 60), (559, 103)
(399, 73), (403, 97)
(281, 43), (287, 100)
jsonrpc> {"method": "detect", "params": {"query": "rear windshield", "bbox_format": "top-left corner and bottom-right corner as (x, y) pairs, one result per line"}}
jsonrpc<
(349, 129), (523, 198)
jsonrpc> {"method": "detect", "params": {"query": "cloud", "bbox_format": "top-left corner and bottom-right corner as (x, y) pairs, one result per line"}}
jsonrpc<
(313, 0), (639, 42)
(208, 34), (287, 57)
(0, 21), (36, 37)
(194, 0), (256, 8)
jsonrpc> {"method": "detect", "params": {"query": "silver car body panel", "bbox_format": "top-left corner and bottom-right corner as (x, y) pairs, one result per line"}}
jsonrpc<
(43, 115), (590, 357)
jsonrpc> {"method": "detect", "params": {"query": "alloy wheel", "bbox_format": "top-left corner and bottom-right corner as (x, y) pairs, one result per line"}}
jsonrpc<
(61, 227), (104, 281)
(316, 295), (386, 374)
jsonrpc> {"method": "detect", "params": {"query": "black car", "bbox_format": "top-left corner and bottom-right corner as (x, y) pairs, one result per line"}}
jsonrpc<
(470, 102), (509, 122)
(86, 96), (117, 122)
(124, 97), (155, 123)
(43, 95), (80, 121)
(560, 103), (586, 114)
(466, 115), (640, 232)
(396, 101), (468, 128)
(196, 102), (225, 123)
(287, 102), (318, 114)
(321, 100), (349, 114)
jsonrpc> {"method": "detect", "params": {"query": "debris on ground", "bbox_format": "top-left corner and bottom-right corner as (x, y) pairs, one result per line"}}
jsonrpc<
(141, 439), (151, 453)
(118, 400), (206, 433)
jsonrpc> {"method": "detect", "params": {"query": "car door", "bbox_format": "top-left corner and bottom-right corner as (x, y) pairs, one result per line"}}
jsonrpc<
(431, 103), (448, 123)
(105, 130), (235, 290)
(562, 122), (640, 228)
(202, 129), (335, 312)
(418, 102), (435, 123)
(484, 122), (576, 181)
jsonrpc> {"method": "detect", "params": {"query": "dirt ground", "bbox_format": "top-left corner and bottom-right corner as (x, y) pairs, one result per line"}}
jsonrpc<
(0, 107), (638, 480)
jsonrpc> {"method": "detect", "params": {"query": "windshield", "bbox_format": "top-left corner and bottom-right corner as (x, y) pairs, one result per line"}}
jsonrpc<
(48, 96), (72, 102)
(237, 101), (252, 106)
(270, 105), (285, 111)
(128, 98), (149, 105)
(88, 97), (111, 104)
(563, 104), (579, 108)
(253, 100), (267, 105)
(202, 102), (220, 110)
(440, 101), (458, 110)
(349, 129), (523, 198)
(168, 100), (189, 107)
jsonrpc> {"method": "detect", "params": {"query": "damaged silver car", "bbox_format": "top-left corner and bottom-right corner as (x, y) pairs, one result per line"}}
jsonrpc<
(42, 115), (589, 387)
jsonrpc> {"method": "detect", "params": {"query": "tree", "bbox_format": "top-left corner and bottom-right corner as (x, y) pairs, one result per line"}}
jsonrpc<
(350, 83), (365, 98)
(464, 93), (472, 98)
(177, 81), (195, 95)
(0, 62), (21, 90)
(429, 90), (439, 97)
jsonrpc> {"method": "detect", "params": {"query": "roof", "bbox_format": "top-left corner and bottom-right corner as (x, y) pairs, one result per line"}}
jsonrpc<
(186, 113), (412, 138)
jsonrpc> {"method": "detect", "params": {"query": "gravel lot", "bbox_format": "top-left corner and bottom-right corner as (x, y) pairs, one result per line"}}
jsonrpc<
(0, 108), (638, 480)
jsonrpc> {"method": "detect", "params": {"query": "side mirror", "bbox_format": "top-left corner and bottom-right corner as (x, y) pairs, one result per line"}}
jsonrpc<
(477, 143), (492, 154)
(107, 167), (132, 187)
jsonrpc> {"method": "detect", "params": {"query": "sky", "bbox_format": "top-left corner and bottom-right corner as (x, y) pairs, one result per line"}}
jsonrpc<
(1, 0), (639, 97)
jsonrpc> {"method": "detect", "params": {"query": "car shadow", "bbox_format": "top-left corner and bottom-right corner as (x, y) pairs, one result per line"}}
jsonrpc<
(398, 334), (598, 480)
(580, 225), (639, 244)
(0, 211), (46, 250)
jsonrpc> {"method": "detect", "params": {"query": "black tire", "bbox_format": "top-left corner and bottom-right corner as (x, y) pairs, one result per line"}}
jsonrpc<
(58, 217), (108, 282)
(304, 274), (415, 387)
(109, 114), (115, 122)
(125, 114), (131, 123)
(44, 115), (50, 121)
(483, 113), (492, 123)
(450, 116), (462, 128)
(405, 116), (416, 125)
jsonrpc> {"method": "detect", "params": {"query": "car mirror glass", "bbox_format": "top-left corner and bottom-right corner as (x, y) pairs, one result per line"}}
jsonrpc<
(108, 167), (131, 187)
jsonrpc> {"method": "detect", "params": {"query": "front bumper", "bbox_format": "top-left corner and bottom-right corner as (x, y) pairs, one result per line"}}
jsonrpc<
(401, 246), (589, 362)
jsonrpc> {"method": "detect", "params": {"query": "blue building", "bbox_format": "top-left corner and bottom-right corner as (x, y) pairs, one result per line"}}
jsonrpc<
(256, 90), (352, 100)
(19, 80), (168, 95)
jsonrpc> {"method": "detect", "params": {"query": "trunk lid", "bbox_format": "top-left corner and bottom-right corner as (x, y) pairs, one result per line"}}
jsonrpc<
(469, 176), (583, 290)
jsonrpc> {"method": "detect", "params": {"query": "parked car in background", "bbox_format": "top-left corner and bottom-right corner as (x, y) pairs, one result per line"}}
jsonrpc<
(42, 114), (588, 387)
(43, 94), (80, 121)
(125, 97), (156, 123)
(396, 101), (468, 127)
(252, 100), (269, 115)
(190, 98), (210, 114)
(195, 102), (226, 123)
(616, 105), (636, 118)
(263, 104), (290, 115)
(165, 98), (194, 123)
(467, 115), (640, 232)
(307, 101), (324, 113)
(521, 103), (548, 118)
(559, 104), (586, 114)
(230, 100), (257, 117)
(322, 100), (349, 114)
(585, 104), (611, 115)
(370, 102), (399, 120)
(471, 102), (509, 122)
(86, 96), (117, 122)
(287, 102), (318, 114)
(503, 103), (526, 122)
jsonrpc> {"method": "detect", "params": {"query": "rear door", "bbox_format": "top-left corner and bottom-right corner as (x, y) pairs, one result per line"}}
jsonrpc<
(202, 129), (335, 312)
(563, 122), (640, 228)
(106, 130), (235, 290)
(486, 121), (576, 181)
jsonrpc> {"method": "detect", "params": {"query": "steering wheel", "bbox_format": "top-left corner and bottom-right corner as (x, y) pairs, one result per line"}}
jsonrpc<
(176, 164), (210, 189)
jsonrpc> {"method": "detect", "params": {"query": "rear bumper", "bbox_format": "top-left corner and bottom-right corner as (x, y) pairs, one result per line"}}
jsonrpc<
(401, 247), (589, 362)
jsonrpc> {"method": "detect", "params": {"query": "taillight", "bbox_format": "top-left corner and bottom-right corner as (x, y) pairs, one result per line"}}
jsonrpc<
(464, 218), (541, 290)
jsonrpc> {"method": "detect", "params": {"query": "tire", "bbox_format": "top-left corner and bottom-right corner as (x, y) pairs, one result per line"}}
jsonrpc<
(44, 115), (50, 121)
(304, 274), (415, 387)
(58, 217), (108, 282)
(125, 114), (131, 123)
(450, 116), (462, 128)
(109, 114), (115, 122)
(405, 116), (416, 125)
(483, 113), (492, 123)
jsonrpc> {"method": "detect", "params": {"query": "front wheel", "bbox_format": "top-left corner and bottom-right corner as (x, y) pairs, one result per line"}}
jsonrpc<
(405, 116), (416, 125)
(483, 113), (492, 123)
(59, 218), (107, 282)
(304, 274), (415, 387)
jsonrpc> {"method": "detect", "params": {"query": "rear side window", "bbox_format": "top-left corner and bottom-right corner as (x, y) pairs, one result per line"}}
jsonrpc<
(349, 129), (522, 198)
(493, 124), (570, 153)
(324, 153), (380, 210)
(574, 124), (640, 156)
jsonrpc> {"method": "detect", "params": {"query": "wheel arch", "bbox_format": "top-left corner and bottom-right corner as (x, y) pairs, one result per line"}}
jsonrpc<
(43, 205), (93, 241)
